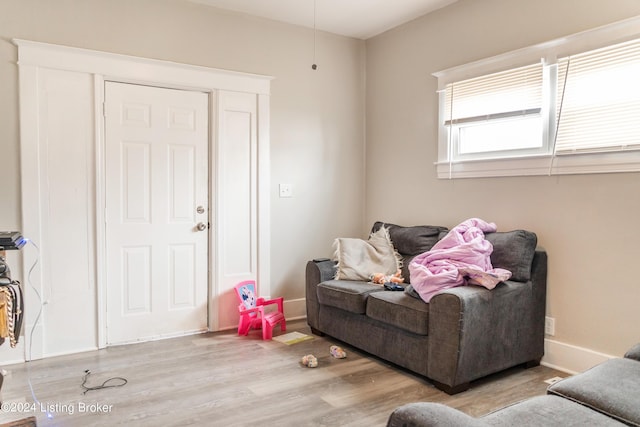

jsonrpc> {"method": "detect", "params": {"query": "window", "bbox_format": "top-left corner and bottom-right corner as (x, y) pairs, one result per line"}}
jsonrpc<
(434, 16), (640, 178)
(443, 62), (546, 161)
(554, 38), (640, 154)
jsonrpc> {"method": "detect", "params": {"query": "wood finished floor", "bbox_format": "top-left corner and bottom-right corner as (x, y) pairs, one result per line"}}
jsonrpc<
(0, 320), (567, 427)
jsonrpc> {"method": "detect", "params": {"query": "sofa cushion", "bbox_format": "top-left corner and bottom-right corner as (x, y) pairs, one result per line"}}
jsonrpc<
(371, 222), (448, 256)
(317, 280), (384, 314)
(366, 291), (430, 335)
(387, 402), (488, 427)
(388, 396), (626, 427)
(485, 230), (537, 282)
(547, 358), (640, 426)
(483, 395), (626, 426)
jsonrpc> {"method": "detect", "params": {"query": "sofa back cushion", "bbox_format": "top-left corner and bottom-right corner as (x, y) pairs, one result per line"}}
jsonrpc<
(485, 230), (537, 282)
(371, 222), (448, 284)
(371, 222), (537, 283)
(371, 222), (448, 256)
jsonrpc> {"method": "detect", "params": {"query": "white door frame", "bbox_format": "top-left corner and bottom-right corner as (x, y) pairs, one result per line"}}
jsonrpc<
(15, 39), (271, 356)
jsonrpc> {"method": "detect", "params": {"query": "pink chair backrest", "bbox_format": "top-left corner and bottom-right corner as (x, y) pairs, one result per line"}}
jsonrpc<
(235, 280), (258, 310)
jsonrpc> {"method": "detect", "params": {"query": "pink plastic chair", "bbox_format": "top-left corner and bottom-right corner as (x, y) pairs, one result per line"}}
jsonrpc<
(234, 280), (286, 340)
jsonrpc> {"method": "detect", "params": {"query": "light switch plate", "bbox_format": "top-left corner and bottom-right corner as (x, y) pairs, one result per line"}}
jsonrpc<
(279, 183), (293, 198)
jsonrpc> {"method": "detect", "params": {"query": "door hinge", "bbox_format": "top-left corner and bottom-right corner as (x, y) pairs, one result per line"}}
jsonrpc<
(102, 101), (107, 117)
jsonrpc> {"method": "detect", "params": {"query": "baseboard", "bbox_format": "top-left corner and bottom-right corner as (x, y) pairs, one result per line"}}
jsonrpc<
(0, 340), (25, 365)
(541, 338), (616, 375)
(284, 297), (307, 321)
(260, 300), (619, 375)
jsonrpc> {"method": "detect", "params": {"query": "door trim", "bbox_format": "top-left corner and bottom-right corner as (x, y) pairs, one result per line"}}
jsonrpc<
(15, 39), (271, 357)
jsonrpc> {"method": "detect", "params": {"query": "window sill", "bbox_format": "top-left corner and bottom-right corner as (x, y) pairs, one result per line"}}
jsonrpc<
(436, 151), (640, 179)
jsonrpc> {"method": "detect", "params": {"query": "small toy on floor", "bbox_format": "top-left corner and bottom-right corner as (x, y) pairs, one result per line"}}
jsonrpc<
(301, 354), (318, 368)
(330, 345), (346, 359)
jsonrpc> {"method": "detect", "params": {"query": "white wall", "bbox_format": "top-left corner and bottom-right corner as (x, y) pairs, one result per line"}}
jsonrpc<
(0, 0), (365, 358)
(365, 0), (640, 363)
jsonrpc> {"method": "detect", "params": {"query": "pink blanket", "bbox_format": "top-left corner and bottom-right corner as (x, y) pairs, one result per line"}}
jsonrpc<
(408, 218), (511, 303)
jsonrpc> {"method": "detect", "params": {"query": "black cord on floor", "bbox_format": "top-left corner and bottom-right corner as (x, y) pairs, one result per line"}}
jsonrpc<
(81, 370), (128, 395)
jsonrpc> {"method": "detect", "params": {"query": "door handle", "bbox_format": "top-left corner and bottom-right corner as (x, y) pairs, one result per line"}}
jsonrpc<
(196, 222), (207, 231)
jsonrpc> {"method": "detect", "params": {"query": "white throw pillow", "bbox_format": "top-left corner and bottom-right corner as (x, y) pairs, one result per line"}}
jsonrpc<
(333, 226), (401, 281)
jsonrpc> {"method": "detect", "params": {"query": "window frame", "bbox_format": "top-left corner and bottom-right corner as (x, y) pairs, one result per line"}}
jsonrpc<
(450, 111), (545, 161)
(433, 15), (640, 179)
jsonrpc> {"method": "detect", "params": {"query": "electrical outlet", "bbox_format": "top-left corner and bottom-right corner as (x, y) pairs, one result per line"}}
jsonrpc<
(279, 183), (293, 198)
(545, 316), (555, 336)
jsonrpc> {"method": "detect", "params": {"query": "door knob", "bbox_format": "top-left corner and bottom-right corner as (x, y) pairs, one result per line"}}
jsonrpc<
(196, 222), (207, 231)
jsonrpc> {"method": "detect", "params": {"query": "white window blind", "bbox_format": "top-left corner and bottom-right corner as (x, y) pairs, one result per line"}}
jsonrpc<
(444, 62), (543, 125)
(434, 16), (640, 178)
(443, 62), (545, 159)
(554, 38), (640, 154)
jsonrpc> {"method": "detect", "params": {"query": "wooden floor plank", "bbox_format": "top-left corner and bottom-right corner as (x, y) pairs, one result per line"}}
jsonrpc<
(0, 320), (567, 426)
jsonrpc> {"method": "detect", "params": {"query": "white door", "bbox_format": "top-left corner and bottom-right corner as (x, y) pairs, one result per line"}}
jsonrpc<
(104, 82), (209, 345)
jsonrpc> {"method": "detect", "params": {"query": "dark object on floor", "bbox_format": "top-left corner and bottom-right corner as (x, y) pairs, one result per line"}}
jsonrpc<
(384, 282), (404, 291)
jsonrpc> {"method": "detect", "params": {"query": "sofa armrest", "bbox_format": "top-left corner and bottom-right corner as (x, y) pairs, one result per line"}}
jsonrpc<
(427, 248), (547, 393)
(387, 403), (488, 427)
(305, 259), (337, 331)
(624, 343), (640, 361)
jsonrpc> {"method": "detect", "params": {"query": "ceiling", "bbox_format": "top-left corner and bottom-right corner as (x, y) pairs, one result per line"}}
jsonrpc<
(188, 0), (458, 40)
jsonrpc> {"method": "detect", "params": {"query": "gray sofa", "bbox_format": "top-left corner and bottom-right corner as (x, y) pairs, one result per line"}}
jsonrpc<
(305, 222), (547, 394)
(387, 343), (640, 426)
